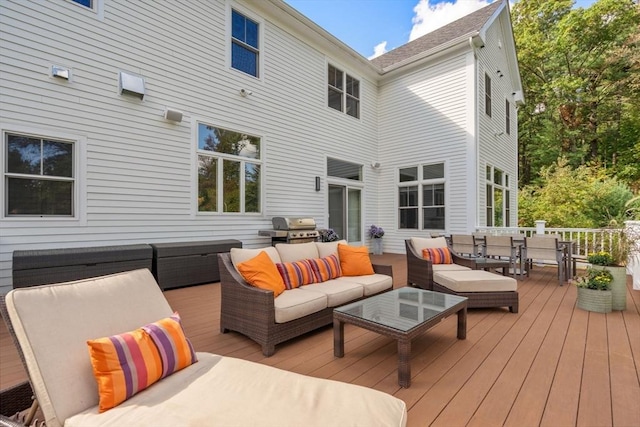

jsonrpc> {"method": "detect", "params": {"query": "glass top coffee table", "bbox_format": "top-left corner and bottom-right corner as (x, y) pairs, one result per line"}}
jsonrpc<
(333, 288), (468, 388)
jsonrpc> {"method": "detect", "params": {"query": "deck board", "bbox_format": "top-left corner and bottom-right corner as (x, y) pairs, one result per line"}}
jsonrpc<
(1, 253), (639, 426)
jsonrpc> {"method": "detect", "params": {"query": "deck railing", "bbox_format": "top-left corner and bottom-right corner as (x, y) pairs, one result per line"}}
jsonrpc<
(474, 226), (625, 259)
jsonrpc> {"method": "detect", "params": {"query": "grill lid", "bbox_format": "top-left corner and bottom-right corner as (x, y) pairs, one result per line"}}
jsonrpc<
(272, 217), (316, 230)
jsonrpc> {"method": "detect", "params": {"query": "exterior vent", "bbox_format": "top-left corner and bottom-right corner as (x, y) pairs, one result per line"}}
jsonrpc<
(119, 71), (145, 100)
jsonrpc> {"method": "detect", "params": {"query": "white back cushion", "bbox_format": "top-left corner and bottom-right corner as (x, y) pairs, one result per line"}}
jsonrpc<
(4, 269), (173, 427)
(230, 247), (281, 268)
(410, 236), (448, 252)
(275, 242), (319, 263)
(315, 239), (348, 259)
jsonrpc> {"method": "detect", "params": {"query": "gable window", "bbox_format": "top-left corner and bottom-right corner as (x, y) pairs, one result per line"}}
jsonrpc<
(231, 10), (259, 77)
(328, 65), (360, 119)
(197, 123), (261, 213)
(505, 99), (511, 135)
(4, 133), (74, 216)
(486, 165), (510, 227)
(398, 163), (445, 230)
(485, 73), (492, 118)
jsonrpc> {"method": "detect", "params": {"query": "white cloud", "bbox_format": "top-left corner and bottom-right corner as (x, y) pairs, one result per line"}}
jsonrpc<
(409, 0), (493, 41)
(368, 41), (388, 59)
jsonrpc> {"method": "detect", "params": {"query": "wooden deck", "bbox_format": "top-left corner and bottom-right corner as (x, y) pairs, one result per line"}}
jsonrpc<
(2, 254), (639, 426)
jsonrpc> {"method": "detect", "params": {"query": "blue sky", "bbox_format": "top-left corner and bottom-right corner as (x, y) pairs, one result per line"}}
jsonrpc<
(284, 0), (599, 59)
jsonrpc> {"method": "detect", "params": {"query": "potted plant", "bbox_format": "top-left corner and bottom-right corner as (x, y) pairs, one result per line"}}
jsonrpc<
(587, 250), (626, 310)
(575, 267), (613, 313)
(368, 225), (385, 255)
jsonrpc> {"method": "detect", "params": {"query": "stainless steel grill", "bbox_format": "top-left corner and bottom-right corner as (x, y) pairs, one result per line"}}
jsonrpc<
(258, 217), (320, 244)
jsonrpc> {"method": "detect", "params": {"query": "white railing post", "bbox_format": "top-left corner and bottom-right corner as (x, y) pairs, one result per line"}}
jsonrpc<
(625, 220), (640, 290)
(535, 220), (546, 235)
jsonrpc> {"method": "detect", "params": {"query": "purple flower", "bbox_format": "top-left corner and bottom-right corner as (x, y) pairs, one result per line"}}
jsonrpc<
(368, 225), (384, 238)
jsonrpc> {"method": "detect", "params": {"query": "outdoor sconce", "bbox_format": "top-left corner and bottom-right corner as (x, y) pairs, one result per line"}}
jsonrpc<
(119, 71), (146, 100)
(240, 88), (253, 97)
(51, 65), (70, 80)
(371, 161), (381, 169)
(163, 108), (183, 122)
(315, 176), (321, 191)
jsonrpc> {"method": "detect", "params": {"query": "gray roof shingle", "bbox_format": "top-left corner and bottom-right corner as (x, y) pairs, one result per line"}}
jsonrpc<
(371, 1), (502, 70)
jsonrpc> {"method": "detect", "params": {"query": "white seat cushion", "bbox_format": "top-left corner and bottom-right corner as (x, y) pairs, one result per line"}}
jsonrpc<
(434, 270), (517, 293)
(432, 264), (472, 272)
(338, 274), (393, 296)
(66, 353), (408, 427)
(300, 280), (363, 307)
(274, 288), (327, 323)
(276, 242), (319, 263)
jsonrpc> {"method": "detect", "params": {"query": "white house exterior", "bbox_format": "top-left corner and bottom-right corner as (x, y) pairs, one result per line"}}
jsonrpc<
(0, 0), (523, 293)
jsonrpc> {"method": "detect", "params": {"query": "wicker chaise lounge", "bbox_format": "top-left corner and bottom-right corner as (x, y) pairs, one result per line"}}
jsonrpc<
(405, 239), (519, 312)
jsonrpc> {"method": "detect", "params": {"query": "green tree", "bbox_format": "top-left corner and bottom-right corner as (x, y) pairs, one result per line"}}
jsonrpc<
(518, 158), (634, 227)
(513, 0), (640, 189)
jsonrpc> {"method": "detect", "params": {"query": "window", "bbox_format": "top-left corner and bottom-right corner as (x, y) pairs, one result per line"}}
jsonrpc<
(486, 165), (510, 227)
(231, 10), (259, 77)
(327, 158), (362, 181)
(398, 163), (445, 230)
(4, 133), (74, 216)
(328, 65), (360, 119)
(71, 0), (92, 8)
(485, 73), (492, 117)
(197, 123), (261, 213)
(505, 99), (511, 135)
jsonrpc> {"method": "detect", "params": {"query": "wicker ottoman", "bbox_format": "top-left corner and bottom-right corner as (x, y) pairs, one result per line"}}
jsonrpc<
(433, 270), (519, 313)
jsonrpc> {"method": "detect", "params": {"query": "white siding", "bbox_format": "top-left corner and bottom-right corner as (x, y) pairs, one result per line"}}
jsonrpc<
(476, 12), (519, 227)
(377, 50), (472, 254)
(0, 0), (378, 292)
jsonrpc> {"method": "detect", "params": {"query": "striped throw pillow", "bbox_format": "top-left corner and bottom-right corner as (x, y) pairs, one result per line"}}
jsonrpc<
(422, 247), (453, 264)
(308, 254), (342, 282)
(276, 259), (318, 289)
(87, 312), (197, 412)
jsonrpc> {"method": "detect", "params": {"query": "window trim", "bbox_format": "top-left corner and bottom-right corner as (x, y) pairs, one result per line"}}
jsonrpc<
(327, 62), (361, 120)
(397, 162), (447, 231)
(1, 123), (86, 224)
(228, 3), (264, 81)
(194, 120), (264, 215)
(66, 0), (104, 20)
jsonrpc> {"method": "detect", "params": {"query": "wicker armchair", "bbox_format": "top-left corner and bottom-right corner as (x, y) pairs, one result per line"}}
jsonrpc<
(217, 252), (393, 357)
(0, 381), (35, 427)
(405, 239), (475, 290)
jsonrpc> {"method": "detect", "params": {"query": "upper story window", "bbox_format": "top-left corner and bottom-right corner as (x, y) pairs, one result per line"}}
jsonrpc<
(485, 73), (492, 117)
(197, 123), (261, 213)
(71, 0), (92, 8)
(505, 99), (511, 135)
(328, 65), (360, 119)
(4, 133), (75, 217)
(231, 10), (259, 78)
(398, 163), (445, 231)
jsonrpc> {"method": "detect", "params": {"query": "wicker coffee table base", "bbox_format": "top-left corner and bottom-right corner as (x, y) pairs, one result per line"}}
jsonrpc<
(334, 299), (467, 388)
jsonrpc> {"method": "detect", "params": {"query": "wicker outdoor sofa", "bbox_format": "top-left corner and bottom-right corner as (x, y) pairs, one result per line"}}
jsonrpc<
(218, 240), (394, 356)
(405, 238), (519, 313)
(0, 269), (407, 427)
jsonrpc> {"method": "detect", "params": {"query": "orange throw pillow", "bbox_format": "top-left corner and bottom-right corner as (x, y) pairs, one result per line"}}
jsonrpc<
(422, 247), (453, 264)
(236, 250), (286, 297)
(337, 244), (375, 276)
